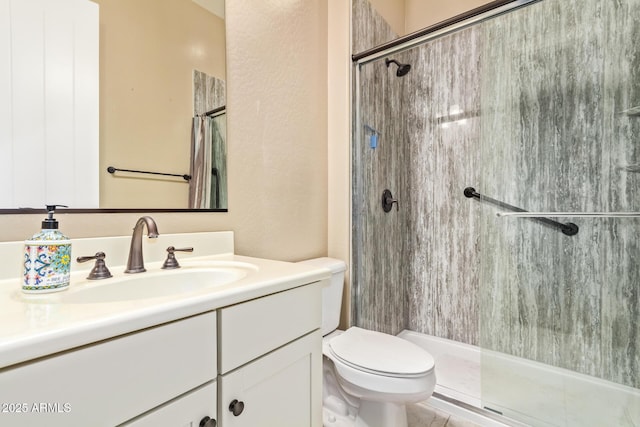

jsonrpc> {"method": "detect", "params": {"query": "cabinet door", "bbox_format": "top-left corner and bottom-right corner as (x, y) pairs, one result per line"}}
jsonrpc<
(122, 381), (217, 427)
(219, 330), (321, 427)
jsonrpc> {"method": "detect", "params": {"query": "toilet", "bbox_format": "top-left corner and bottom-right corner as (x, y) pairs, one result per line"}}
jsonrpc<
(298, 258), (436, 427)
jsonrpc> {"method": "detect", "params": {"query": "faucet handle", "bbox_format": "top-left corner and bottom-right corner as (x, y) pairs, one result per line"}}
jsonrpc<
(382, 189), (399, 212)
(77, 252), (113, 280)
(162, 246), (194, 269)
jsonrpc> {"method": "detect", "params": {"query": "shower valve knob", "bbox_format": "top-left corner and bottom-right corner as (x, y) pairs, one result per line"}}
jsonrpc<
(382, 189), (399, 212)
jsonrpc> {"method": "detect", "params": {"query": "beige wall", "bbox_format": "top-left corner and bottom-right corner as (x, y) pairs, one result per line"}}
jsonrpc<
(223, 0), (328, 260)
(327, 1), (352, 328)
(0, 0), (328, 262)
(93, 0), (225, 208)
(367, 0), (494, 36)
(367, 0), (405, 36)
(405, 0), (493, 34)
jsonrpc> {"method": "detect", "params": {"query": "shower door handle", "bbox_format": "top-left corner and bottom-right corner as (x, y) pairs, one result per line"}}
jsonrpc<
(382, 190), (399, 212)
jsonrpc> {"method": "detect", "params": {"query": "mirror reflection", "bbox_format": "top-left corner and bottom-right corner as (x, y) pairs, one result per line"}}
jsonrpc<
(0, 0), (227, 211)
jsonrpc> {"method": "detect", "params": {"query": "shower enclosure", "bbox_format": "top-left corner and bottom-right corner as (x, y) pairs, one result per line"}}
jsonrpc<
(351, 0), (640, 425)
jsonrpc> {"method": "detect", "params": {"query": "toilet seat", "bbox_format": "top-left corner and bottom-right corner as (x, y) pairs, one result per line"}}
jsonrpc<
(327, 327), (435, 378)
(323, 328), (437, 402)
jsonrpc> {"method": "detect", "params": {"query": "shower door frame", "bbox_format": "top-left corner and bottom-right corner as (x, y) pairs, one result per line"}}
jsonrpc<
(350, 0), (539, 332)
(351, 0), (640, 425)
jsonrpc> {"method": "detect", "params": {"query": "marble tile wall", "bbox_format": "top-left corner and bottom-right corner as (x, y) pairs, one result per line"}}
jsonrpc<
(403, 26), (482, 346)
(351, 0), (398, 55)
(193, 69), (226, 115)
(352, 0), (482, 344)
(351, 0), (406, 336)
(478, 0), (640, 389)
(352, 0), (640, 388)
(352, 52), (410, 336)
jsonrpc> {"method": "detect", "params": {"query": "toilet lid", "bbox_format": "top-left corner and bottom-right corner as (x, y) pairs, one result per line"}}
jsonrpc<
(328, 327), (434, 377)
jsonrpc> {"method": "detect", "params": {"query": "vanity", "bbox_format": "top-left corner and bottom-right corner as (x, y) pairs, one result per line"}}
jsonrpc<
(0, 231), (328, 426)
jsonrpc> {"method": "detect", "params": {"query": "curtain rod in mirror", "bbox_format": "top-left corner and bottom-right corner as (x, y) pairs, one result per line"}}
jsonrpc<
(107, 166), (192, 182)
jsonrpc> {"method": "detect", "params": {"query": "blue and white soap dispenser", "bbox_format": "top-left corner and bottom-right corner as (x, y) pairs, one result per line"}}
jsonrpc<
(23, 205), (72, 293)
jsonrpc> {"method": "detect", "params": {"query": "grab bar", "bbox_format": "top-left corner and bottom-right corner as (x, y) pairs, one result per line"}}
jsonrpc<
(463, 187), (579, 236)
(107, 166), (191, 182)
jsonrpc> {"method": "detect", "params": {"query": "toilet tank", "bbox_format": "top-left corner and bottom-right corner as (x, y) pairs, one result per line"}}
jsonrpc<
(297, 257), (346, 335)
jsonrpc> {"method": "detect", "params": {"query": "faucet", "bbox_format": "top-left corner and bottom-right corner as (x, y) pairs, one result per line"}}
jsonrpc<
(125, 216), (159, 273)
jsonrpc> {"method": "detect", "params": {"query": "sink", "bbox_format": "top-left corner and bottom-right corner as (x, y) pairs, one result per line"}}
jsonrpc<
(46, 261), (258, 304)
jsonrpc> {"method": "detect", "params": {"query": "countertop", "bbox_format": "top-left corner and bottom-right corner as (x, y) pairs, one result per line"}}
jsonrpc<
(0, 252), (330, 369)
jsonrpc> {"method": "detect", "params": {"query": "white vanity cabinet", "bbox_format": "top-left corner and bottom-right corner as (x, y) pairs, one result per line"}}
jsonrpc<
(0, 280), (324, 427)
(217, 283), (323, 427)
(0, 311), (218, 427)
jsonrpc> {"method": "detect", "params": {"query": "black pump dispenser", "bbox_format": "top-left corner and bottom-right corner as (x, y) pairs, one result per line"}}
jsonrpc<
(42, 204), (68, 230)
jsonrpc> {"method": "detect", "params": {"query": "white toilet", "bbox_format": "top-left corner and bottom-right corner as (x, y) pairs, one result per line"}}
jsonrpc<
(298, 258), (436, 427)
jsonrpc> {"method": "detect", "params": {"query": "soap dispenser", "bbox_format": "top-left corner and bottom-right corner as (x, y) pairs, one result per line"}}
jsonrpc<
(23, 205), (72, 293)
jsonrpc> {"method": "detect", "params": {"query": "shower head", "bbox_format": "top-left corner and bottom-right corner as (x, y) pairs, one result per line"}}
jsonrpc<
(385, 58), (411, 77)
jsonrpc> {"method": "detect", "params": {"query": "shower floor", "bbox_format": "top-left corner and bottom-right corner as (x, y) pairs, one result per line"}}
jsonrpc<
(398, 330), (640, 427)
(398, 331), (482, 407)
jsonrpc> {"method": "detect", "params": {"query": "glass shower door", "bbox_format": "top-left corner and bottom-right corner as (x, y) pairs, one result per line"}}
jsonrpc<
(477, 0), (640, 425)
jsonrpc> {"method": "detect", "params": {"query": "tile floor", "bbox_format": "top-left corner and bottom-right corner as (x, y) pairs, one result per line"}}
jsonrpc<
(407, 402), (482, 427)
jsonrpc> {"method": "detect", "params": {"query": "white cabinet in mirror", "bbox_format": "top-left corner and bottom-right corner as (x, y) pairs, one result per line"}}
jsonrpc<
(0, 0), (99, 209)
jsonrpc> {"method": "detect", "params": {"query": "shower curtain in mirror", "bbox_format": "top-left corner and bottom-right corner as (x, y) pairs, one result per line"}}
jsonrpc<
(189, 115), (228, 209)
(189, 116), (213, 209)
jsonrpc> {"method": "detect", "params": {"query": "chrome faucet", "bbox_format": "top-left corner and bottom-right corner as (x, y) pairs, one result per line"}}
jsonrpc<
(125, 216), (159, 273)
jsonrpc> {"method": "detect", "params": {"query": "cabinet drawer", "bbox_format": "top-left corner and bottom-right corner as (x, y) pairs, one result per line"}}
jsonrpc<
(122, 381), (217, 427)
(0, 311), (217, 427)
(218, 282), (322, 373)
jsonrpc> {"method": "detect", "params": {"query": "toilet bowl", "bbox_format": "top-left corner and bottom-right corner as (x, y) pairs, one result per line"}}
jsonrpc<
(323, 328), (435, 427)
(298, 258), (436, 427)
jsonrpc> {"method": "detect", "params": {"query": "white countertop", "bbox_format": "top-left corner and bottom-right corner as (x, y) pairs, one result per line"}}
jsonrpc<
(0, 232), (330, 369)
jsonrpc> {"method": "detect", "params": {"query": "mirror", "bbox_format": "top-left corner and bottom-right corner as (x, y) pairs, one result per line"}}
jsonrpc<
(0, 0), (227, 212)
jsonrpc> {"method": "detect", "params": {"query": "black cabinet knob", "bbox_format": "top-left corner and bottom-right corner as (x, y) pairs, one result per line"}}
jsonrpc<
(229, 399), (245, 416)
(199, 416), (217, 427)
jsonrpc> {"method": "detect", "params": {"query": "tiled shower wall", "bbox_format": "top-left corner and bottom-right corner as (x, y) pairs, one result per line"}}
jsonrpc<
(352, 0), (640, 388)
(193, 70), (226, 115)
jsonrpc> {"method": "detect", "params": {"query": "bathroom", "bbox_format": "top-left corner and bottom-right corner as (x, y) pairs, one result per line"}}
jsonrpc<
(0, 0), (639, 426)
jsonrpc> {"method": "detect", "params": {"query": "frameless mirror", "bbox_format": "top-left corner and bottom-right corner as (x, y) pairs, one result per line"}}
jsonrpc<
(0, 0), (227, 212)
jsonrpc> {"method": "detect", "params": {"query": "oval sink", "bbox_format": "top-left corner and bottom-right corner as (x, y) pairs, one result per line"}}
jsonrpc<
(55, 265), (253, 304)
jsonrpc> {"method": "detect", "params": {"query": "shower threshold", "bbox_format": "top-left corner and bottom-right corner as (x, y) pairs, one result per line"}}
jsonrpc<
(399, 330), (522, 426)
(398, 330), (640, 427)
